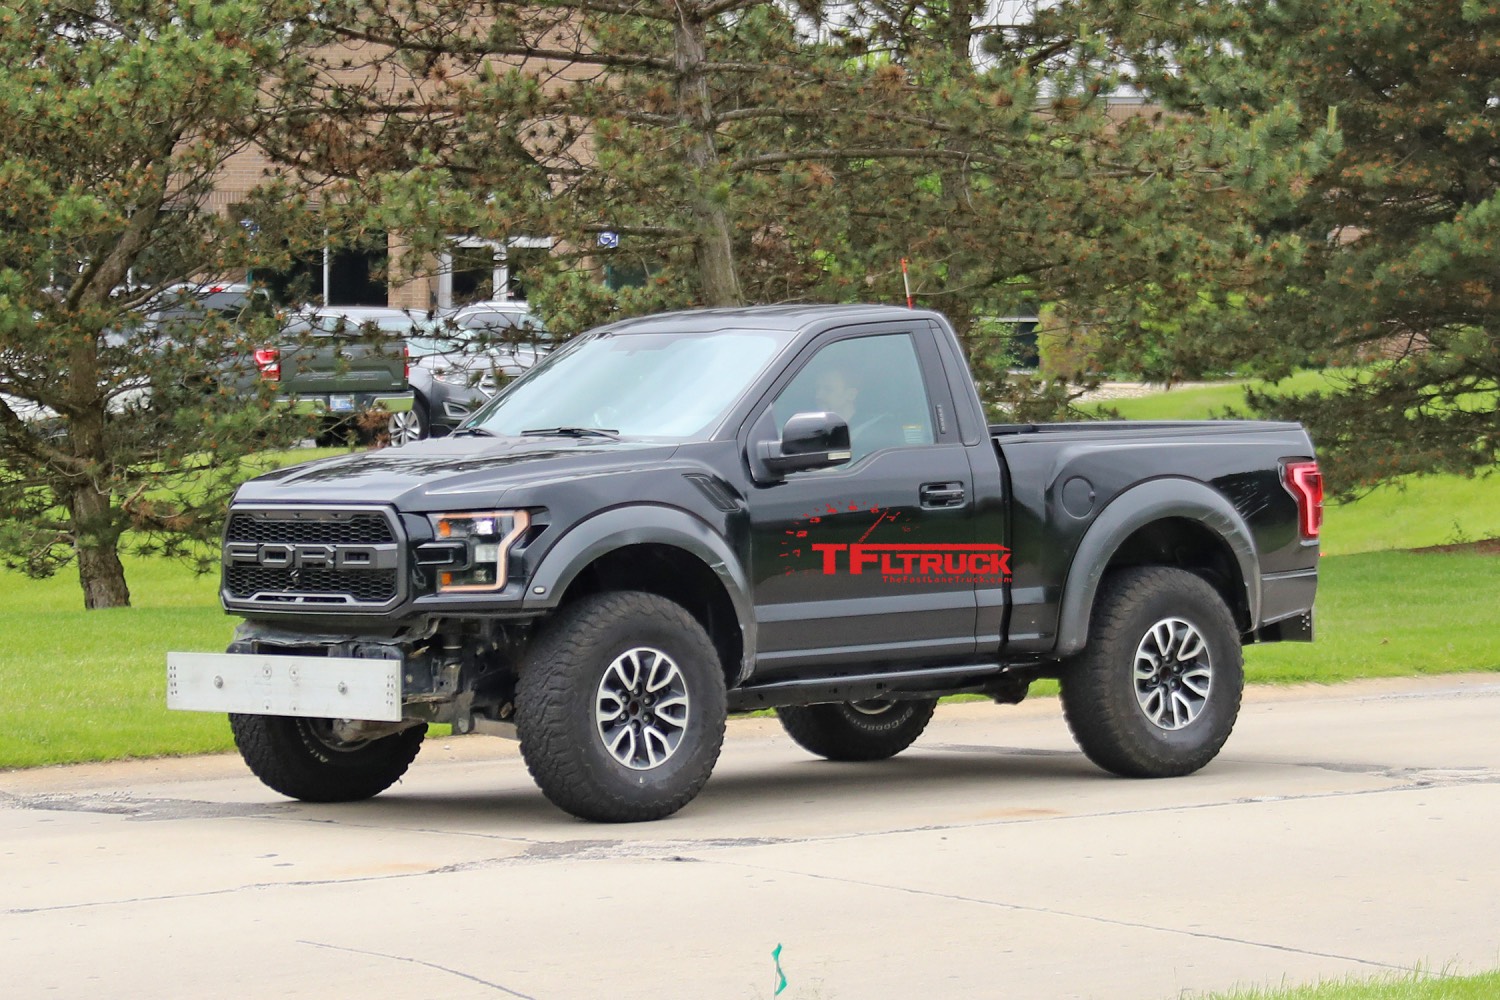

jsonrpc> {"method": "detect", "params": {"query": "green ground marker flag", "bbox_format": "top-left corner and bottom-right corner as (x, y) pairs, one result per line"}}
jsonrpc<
(772, 943), (788, 995)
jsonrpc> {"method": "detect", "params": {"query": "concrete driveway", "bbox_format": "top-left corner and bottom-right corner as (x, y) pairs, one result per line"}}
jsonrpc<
(4, 675), (1499, 999)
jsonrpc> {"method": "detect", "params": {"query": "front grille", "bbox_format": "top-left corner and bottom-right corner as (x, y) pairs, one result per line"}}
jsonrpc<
(225, 511), (394, 545)
(225, 566), (399, 603)
(222, 507), (404, 612)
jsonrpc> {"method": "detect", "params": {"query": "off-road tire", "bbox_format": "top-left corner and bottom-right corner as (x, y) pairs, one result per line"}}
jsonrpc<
(515, 591), (727, 822)
(228, 715), (427, 802)
(777, 699), (938, 762)
(1060, 566), (1243, 778)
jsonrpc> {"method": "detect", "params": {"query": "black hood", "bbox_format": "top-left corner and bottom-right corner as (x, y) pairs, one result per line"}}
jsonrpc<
(234, 436), (681, 511)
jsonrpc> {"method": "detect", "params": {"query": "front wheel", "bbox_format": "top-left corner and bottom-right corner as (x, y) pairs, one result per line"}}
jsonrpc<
(228, 715), (426, 802)
(515, 591), (727, 822)
(1060, 566), (1243, 778)
(387, 396), (428, 446)
(778, 698), (937, 761)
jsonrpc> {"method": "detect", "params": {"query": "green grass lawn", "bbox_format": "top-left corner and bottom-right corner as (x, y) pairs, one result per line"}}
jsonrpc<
(0, 554), (233, 767)
(1244, 549), (1500, 683)
(1094, 373), (1500, 554)
(1091, 369), (1341, 422)
(1319, 473), (1500, 555)
(1199, 969), (1500, 999)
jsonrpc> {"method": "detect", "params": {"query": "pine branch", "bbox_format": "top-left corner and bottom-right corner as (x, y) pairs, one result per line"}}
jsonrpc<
(327, 25), (676, 71)
(730, 147), (980, 172)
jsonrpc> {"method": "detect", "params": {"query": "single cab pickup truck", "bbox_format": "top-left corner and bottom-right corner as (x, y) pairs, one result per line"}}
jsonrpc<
(168, 305), (1321, 822)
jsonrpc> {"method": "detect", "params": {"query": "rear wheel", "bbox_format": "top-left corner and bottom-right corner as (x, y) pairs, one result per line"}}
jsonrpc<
(778, 698), (937, 762)
(1060, 566), (1243, 778)
(515, 591), (727, 822)
(228, 715), (426, 802)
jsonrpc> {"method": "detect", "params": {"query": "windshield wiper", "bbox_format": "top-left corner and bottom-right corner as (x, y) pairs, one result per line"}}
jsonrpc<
(450, 426), (495, 437)
(520, 426), (620, 440)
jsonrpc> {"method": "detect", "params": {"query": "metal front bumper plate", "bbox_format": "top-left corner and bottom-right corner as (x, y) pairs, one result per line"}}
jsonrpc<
(167, 652), (401, 722)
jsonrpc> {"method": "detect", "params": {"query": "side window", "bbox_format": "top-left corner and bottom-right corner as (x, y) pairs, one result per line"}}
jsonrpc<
(772, 333), (934, 464)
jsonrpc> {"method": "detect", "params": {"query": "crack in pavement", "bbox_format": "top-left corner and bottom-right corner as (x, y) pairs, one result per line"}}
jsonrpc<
(5, 759), (1498, 918)
(9, 754), (1496, 832)
(5, 791), (298, 821)
(708, 858), (1421, 975)
(0, 870), (448, 916)
(0, 779), (1472, 918)
(0, 836), (775, 916)
(299, 940), (538, 998)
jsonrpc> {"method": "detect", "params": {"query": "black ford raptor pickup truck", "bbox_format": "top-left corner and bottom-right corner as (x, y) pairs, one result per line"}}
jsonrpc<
(168, 304), (1322, 822)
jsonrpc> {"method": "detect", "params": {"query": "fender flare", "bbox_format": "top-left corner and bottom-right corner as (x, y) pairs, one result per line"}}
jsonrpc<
(1054, 478), (1260, 658)
(523, 505), (757, 681)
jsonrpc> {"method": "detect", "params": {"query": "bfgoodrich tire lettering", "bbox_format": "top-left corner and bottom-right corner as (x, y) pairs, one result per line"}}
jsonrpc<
(515, 591), (727, 822)
(228, 715), (426, 802)
(777, 699), (937, 762)
(1060, 566), (1244, 778)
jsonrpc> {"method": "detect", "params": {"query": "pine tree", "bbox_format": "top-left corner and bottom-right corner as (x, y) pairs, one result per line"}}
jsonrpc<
(0, 1), (328, 607)
(298, 0), (1323, 408)
(1047, 0), (1499, 491)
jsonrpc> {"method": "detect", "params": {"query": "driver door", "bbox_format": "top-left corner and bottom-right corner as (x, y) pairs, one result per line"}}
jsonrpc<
(745, 327), (979, 678)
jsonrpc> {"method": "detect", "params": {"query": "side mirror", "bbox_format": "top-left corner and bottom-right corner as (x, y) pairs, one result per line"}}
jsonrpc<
(755, 411), (852, 478)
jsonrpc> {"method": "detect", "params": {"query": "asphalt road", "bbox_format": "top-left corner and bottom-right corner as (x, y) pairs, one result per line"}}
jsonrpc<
(4, 675), (1499, 1000)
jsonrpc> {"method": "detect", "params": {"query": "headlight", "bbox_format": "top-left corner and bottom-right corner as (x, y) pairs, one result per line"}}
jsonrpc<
(427, 510), (530, 592)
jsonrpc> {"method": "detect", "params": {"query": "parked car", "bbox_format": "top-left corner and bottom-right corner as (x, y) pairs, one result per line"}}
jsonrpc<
(239, 307), (415, 446)
(407, 301), (553, 440)
(145, 281), (271, 324)
(168, 304), (1321, 823)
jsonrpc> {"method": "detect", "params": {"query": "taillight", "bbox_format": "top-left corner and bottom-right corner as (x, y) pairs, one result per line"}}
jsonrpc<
(403, 344), (410, 381)
(1283, 461), (1323, 540)
(254, 347), (280, 382)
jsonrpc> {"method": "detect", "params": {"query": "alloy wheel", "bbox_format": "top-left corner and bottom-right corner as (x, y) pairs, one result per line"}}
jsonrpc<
(1132, 617), (1213, 731)
(595, 647), (691, 770)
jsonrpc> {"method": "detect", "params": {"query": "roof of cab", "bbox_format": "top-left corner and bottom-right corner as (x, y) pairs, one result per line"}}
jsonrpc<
(599, 303), (944, 335)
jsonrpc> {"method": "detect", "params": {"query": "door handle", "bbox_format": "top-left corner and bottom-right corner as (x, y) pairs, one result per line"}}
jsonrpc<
(920, 482), (967, 509)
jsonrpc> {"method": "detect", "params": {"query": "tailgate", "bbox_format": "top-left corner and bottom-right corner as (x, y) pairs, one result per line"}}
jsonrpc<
(280, 333), (407, 395)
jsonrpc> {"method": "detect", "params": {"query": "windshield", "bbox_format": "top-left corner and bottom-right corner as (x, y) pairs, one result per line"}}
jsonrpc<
(457, 310), (549, 336)
(409, 311), (549, 361)
(467, 328), (791, 441)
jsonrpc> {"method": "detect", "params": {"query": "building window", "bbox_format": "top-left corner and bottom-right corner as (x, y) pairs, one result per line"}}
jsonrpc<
(438, 236), (552, 310)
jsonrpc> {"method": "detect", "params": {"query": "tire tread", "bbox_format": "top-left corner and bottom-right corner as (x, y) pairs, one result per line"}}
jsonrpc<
(778, 700), (937, 762)
(1059, 566), (1243, 778)
(515, 591), (726, 822)
(229, 714), (426, 803)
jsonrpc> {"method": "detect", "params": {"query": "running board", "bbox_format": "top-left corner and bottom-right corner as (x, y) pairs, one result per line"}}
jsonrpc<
(727, 663), (1007, 712)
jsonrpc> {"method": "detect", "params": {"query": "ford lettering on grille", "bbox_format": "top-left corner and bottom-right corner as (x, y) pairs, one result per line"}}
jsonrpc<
(222, 507), (405, 612)
(225, 542), (399, 570)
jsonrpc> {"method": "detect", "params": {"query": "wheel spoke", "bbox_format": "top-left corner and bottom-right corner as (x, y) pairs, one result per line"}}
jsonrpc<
(1173, 690), (1198, 728)
(596, 691), (626, 726)
(620, 652), (643, 691)
(1141, 687), (1167, 726)
(654, 694), (689, 726)
(1181, 667), (1212, 697)
(607, 725), (635, 761)
(1151, 621), (1175, 659)
(645, 652), (672, 693)
(1176, 632), (1206, 662)
(642, 725), (670, 767)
